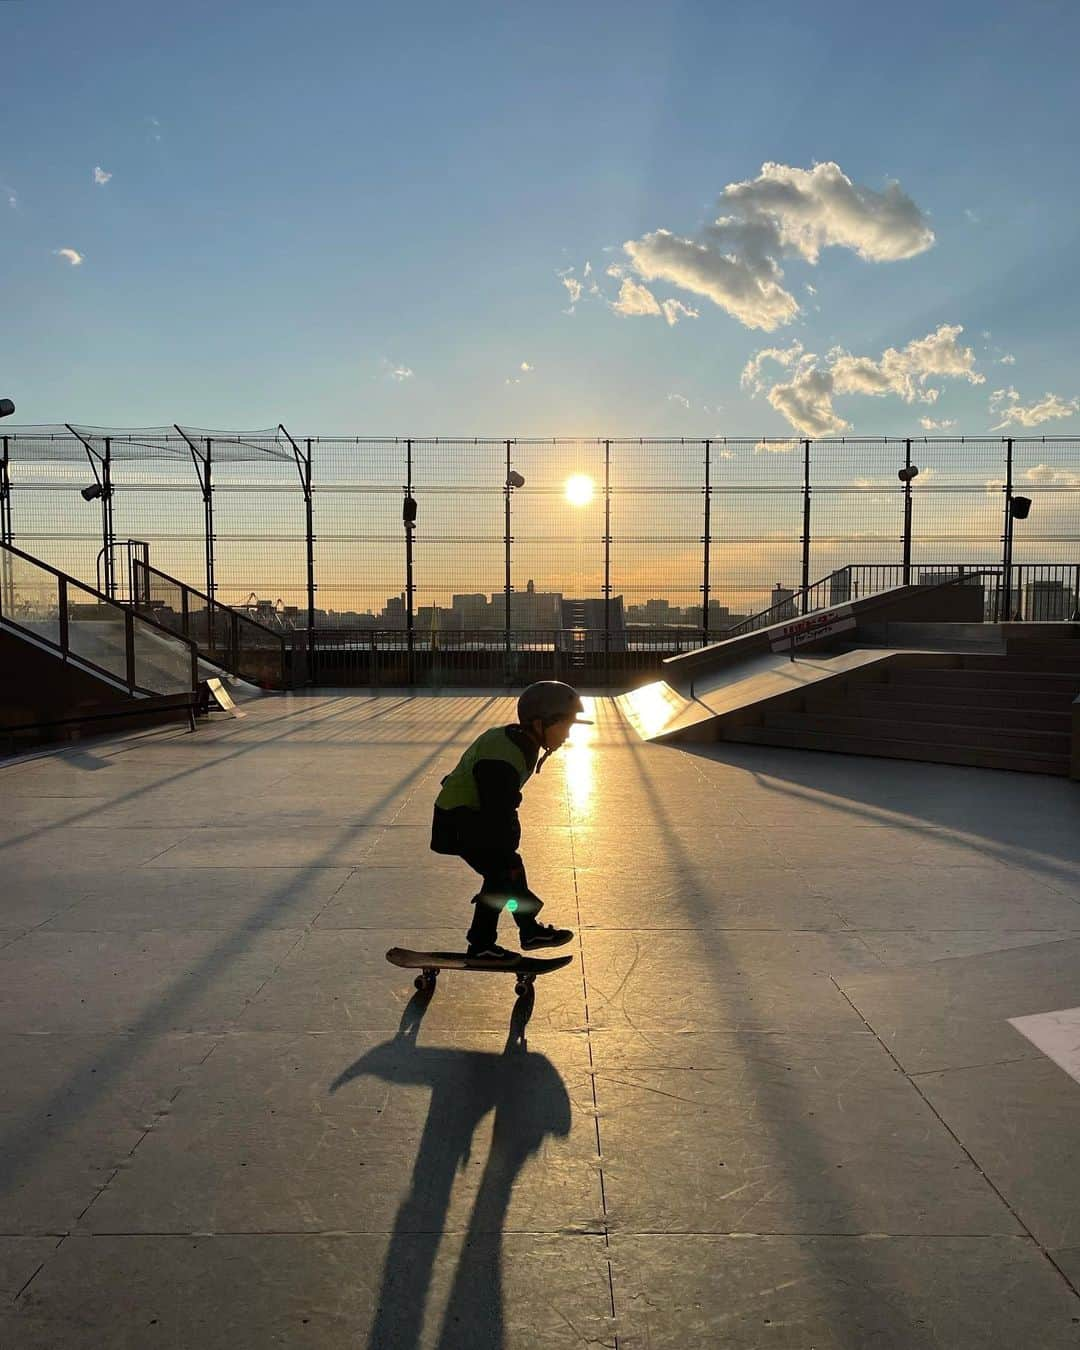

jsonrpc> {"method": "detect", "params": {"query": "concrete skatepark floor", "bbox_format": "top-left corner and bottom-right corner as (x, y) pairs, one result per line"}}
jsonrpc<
(2, 691), (1079, 1348)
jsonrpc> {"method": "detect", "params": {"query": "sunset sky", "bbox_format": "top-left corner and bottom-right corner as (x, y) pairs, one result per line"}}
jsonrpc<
(3, 0), (1079, 439)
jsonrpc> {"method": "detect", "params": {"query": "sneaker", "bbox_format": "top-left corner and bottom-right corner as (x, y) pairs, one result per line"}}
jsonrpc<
(519, 923), (574, 951)
(466, 943), (516, 961)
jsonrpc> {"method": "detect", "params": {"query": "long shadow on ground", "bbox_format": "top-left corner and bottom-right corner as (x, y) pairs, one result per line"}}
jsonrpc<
(330, 989), (570, 1350)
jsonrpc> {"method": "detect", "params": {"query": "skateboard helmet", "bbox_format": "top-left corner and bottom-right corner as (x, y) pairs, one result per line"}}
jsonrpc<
(516, 680), (591, 728)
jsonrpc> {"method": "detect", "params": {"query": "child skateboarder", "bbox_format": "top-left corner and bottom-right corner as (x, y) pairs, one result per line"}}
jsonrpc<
(430, 681), (591, 959)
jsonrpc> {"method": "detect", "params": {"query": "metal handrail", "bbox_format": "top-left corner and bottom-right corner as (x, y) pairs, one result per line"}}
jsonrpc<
(130, 557), (292, 688)
(131, 558), (288, 642)
(0, 539), (199, 698)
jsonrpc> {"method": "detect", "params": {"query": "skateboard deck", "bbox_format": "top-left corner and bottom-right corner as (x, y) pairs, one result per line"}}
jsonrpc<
(386, 946), (573, 995)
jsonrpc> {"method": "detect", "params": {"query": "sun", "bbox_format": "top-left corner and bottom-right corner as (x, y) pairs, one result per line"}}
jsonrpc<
(565, 474), (594, 507)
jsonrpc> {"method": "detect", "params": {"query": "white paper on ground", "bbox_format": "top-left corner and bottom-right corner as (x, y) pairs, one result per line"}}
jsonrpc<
(1007, 1006), (1080, 1086)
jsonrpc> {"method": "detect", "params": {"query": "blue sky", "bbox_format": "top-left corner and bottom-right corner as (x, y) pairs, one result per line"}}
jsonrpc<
(2, 0), (1079, 436)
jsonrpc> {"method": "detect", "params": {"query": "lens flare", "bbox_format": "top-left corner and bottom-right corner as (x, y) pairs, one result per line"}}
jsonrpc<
(505, 897), (519, 913)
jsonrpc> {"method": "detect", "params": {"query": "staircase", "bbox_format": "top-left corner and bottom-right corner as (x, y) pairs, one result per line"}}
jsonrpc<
(727, 635), (1080, 775)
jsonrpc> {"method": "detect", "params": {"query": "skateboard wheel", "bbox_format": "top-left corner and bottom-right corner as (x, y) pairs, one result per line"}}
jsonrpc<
(415, 969), (438, 991)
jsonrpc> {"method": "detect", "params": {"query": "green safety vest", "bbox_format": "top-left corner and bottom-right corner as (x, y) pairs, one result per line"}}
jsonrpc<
(434, 726), (534, 812)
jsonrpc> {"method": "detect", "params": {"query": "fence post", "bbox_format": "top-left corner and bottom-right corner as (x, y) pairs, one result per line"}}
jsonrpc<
(902, 437), (913, 584)
(203, 439), (215, 606)
(0, 436), (11, 619)
(1001, 438), (1014, 621)
(304, 439), (316, 684)
(58, 574), (69, 656)
(0, 435), (10, 547)
(800, 439), (812, 614)
(102, 437), (115, 599)
(124, 608), (136, 692)
(504, 439), (512, 676)
(175, 426), (217, 651)
(405, 438), (415, 687)
(603, 438), (611, 684)
(702, 438), (711, 645)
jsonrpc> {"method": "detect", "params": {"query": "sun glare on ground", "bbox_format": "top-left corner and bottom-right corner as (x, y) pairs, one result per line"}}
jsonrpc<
(564, 474), (594, 507)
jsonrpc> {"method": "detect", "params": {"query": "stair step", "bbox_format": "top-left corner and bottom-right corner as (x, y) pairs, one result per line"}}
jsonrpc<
(855, 684), (1076, 711)
(960, 652), (1080, 674)
(890, 668), (1080, 692)
(765, 711), (1067, 755)
(803, 696), (1071, 732)
(1005, 638), (1080, 659)
(728, 725), (1070, 776)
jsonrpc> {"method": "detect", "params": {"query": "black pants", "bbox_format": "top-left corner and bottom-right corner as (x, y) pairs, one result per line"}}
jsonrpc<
(459, 847), (543, 948)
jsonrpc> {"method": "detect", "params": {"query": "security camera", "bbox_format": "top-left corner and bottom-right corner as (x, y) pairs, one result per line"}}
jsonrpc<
(507, 470), (525, 489)
(0, 399), (14, 419)
(897, 465), (920, 483)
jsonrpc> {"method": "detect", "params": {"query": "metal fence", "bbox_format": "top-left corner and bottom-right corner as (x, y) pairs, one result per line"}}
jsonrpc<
(2, 428), (1078, 682)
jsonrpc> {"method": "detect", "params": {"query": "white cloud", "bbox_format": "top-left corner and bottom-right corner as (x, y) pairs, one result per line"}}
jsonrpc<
(754, 438), (800, 453)
(378, 358), (413, 382)
(805, 283), (817, 295)
(744, 324), (984, 437)
(624, 228), (799, 331)
(1024, 464), (1080, 486)
(964, 208), (980, 224)
(768, 366), (847, 437)
(989, 387), (1078, 430)
(93, 166), (112, 186)
(661, 298), (699, 326)
(999, 353), (1016, 365)
(740, 340), (805, 394)
(621, 160), (934, 331)
(919, 417), (957, 430)
(611, 277), (662, 317)
(54, 247), (84, 266)
(520, 361), (533, 372)
(829, 324), (984, 403)
(559, 272), (582, 309)
(4, 185), (16, 208)
(605, 263), (625, 279)
(667, 393), (690, 409)
(583, 261), (592, 278)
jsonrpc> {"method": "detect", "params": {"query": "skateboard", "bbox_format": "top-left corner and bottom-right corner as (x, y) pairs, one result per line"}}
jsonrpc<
(386, 947), (573, 997)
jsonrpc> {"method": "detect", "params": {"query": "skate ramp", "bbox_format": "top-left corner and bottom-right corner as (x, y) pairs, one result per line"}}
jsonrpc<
(617, 648), (904, 742)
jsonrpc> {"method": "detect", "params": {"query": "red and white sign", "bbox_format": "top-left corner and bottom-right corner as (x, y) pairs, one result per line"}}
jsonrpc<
(769, 604), (855, 652)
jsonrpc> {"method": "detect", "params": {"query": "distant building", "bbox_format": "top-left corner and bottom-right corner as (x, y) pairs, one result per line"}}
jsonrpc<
(491, 579), (563, 629)
(451, 593), (490, 626)
(771, 583), (796, 620)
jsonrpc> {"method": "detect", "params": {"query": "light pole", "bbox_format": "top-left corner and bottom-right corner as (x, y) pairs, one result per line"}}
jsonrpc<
(0, 401), (13, 615)
(504, 465), (525, 674)
(403, 485), (417, 687)
(898, 452), (920, 585)
(1002, 494), (1032, 621)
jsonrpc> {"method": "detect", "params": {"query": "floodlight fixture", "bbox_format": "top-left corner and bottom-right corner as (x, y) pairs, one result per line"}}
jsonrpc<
(1010, 495), (1032, 520)
(81, 483), (103, 502)
(402, 494), (418, 527)
(507, 470), (525, 489)
(0, 398), (14, 419)
(897, 464), (920, 483)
